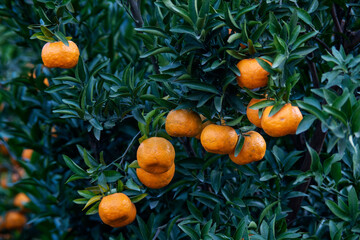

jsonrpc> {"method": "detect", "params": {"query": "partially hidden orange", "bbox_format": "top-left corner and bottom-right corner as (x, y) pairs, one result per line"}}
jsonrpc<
(136, 164), (175, 189)
(236, 58), (272, 89)
(261, 103), (303, 137)
(229, 131), (266, 165)
(200, 124), (238, 154)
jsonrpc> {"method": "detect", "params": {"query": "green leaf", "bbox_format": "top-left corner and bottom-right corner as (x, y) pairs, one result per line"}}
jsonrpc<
(323, 105), (347, 125)
(179, 80), (218, 94)
(234, 134), (244, 157)
(187, 201), (203, 221)
(224, 3), (240, 31)
(249, 100), (275, 110)
(132, 108), (146, 125)
(73, 198), (88, 205)
(86, 202), (100, 215)
(296, 115), (317, 134)
(140, 47), (174, 58)
(259, 201), (279, 224)
(66, 174), (87, 184)
(178, 224), (200, 240)
(40, 25), (54, 38)
(292, 31), (318, 50)
(128, 160), (140, 168)
(348, 186), (359, 221)
(54, 31), (69, 46)
(325, 200), (351, 221)
(162, 0), (193, 25)
(82, 195), (102, 210)
(63, 155), (88, 177)
(296, 101), (328, 123)
(135, 27), (169, 38)
(130, 193), (148, 203)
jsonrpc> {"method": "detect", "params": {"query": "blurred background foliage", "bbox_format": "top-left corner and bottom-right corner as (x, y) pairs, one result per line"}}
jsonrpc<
(0, 0), (360, 239)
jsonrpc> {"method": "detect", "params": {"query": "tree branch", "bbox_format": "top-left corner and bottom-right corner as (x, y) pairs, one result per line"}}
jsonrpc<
(178, 137), (196, 157)
(286, 59), (327, 224)
(315, 37), (331, 53)
(127, 0), (160, 74)
(331, 3), (343, 34)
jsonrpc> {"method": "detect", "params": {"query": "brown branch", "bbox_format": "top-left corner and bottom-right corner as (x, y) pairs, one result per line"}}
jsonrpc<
(331, 3), (343, 34)
(178, 137), (196, 157)
(127, 0), (160, 74)
(315, 37), (331, 53)
(286, 59), (327, 224)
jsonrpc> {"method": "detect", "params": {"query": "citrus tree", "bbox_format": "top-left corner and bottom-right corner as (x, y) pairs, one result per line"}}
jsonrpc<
(0, 0), (360, 239)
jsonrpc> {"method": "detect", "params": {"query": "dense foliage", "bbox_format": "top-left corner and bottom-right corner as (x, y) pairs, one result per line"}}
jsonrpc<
(0, 0), (360, 239)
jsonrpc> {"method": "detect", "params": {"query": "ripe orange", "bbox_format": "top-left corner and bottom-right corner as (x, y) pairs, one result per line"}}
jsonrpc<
(236, 58), (272, 89)
(261, 103), (303, 137)
(229, 131), (266, 165)
(30, 70), (49, 86)
(200, 124), (238, 154)
(1, 172), (21, 189)
(0, 144), (8, 156)
(165, 109), (202, 137)
(137, 137), (175, 174)
(21, 149), (33, 161)
(0, 103), (4, 112)
(1, 211), (27, 230)
(246, 98), (266, 128)
(13, 193), (30, 210)
(41, 41), (80, 69)
(51, 126), (58, 138)
(136, 164), (175, 189)
(98, 193), (136, 228)
(195, 115), (212, 139)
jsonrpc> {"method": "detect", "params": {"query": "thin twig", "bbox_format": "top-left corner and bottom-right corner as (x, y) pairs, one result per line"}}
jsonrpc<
(331, 3), (343, 34)
(315, 37), (331, 53)
(152, 217), (189, 240)
(178, 137), (196, 157)
(105, 131), (141, 169)
(125, 0), (160, 74)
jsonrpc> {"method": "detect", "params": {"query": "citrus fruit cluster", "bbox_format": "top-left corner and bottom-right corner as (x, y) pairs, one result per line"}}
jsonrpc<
(0, 141), (31, 234)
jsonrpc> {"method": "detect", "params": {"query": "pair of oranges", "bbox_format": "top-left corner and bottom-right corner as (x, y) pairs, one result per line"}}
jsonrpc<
(236, 58), (303, 137)
(136, 137), (176, 189)
(247, 100), (303, 137)
(0, 193), (30, 232)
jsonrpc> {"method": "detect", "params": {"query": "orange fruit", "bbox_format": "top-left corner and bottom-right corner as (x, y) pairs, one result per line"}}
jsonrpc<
(236, 58), (272, 89)
(229, 131), (266, 165)
(195, 115), (212, 139)
(136, 164), (175, 189)
(261, 103), (303, 137)
(137, 137), (175, 174)
(1, 172), (21, 189)
(200, 124), (238, 154)
(246, 98), (266, 128)
(21, 149), (33, 161)
(51, 126), (58, 138)
(0, 103), (4, 112)
(1, 211), (27, 230)
(165, 109), (202, 137)
(98, 193), (136, 228)
(13, 193), (30, 210)
(41, 41), (80, 69)
(43, 78), (49, 87)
